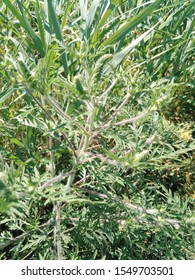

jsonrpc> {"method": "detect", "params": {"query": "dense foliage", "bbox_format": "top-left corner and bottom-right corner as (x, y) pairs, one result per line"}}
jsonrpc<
(0, 0), (194, 260)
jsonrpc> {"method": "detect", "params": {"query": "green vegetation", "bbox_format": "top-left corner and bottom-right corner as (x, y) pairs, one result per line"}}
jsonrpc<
(0, 0), (194, 260)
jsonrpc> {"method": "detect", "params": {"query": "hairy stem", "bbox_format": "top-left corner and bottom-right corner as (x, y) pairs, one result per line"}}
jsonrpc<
(24, 87), (77, 158)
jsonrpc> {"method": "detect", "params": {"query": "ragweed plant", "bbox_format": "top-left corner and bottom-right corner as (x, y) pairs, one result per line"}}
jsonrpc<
(0, 0), (195, 259)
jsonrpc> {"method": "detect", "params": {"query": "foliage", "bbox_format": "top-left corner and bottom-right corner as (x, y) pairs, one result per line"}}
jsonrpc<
(0, 0), (194, 260)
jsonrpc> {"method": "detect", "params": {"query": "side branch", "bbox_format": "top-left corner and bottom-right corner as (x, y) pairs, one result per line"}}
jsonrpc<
(76, 186), (180, 228)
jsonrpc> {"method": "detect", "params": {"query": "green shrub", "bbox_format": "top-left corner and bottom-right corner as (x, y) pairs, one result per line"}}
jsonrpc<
(0, 0), (194, 259)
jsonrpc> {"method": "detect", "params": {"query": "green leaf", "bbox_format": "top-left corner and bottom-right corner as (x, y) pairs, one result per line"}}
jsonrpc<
(101, 0), (162, 47)
(0, 198), (8, 213)
(57, 77), (80, 95)
(103, 21), (160, 73)
(47, 0), (68, 76)
(2, 0), (45, 57)
(2, 0), (27, 29)
(86, 0), (100, 30)
(79, 0), (88, 21)
(92, 0), (118, 43)
(35, 0), (47, 52)
(172, 0), (195, 32)
(10, 138), (24, 147)
(0, 87), (15, 104)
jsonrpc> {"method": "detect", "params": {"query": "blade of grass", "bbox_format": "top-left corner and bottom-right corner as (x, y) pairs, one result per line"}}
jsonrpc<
(47, 0), (68, 76)
(0, 87), (16, 104)
(79, 0), (88, 21)
(3, 0), (45, 57)
(2, 0), (27, 30)
(34, 0), (47, 53)
(86, 0), (100, 30)
(92, 0), (117, 43)
(101, 0), (162, 47)
(16, 0), (45, 57)
(103, 21), (160, 74)
(61, 0), (74, 30)
(172, 0), (195, 32)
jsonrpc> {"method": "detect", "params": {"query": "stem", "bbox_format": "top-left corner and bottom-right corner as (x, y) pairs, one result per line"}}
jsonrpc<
(49, 137), (55, 175)
(56, 201), (62, 259)
(105, 92), (130, 123)
(64, 165), (77, 192)
(78, 100), (96, 155)
(64, 100), (97, 192)
(98, 79), (117, 101)
(76, 186), (180, 228)
(45, 95), (87, 134)
(83, 151), (123, 167)
(49, 137), (61, 260)
(89, 110), (148, 141)
(37, 172), (70, 193)
(0, 211), (74, 250)
(24, 87), (77, 158)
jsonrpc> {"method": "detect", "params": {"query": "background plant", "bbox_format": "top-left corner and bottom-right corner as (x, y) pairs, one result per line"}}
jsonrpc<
(0, 0), (194, 260)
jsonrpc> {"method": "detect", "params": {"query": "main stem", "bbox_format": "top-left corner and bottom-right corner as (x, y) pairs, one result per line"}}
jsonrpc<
(64, 99), (96, 192)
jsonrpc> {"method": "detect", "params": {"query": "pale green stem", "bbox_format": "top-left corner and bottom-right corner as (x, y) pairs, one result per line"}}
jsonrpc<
(79, 100), (96, 155)
(25, 87), (77, 158)
(45, 95), (87, 135)
(64, 100), (96, 192)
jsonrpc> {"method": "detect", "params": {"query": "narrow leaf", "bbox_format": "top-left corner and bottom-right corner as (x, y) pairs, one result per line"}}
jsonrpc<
(10, 138), (24, 148)
(103, 21), (160, 74)
(79, 0), (88, 21)
(101, 0), (162, 47)
(87, 0), (100, 29)
(47, 0), (68, 76)
(3, 0), (45, 57)
(35, 0), (47, 52)
(0, 87), (15, 104)
(92, 0), (118, 43)
(173, 1), (195, 32)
